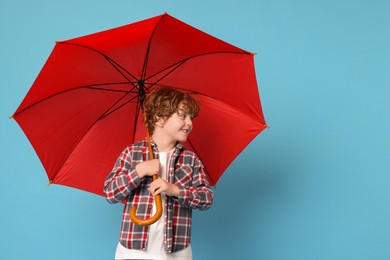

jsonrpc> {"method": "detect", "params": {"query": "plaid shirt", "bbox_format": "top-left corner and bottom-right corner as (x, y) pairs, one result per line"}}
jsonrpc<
(104, 139), (214, 253)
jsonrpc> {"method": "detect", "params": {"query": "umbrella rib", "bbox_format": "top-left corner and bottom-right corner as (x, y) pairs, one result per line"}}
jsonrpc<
(98, 93), (139, 120)
(13, 83), (138, 116)
(59, 41), (141, 87)
(83, 82), (137, 92)
(185, 137), (215, 185)
(144, 60), (186, 91)
(144, 50), (251, 88)
(84, 84), (138, 93)
(141, 83), (265, 129)
(52, 93), (139, 182)
(102, 56), (142, 91)
(181, 89), (266, 126)
(140, 50), (264, 126)
(140, 14), (167, 83)
(146, 77), (262, 124)
(140, 42), (150, 83)
(132, 96), (143, 142)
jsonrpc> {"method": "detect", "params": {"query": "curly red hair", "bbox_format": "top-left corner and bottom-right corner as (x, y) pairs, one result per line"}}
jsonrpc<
(143, 88), (200, 134)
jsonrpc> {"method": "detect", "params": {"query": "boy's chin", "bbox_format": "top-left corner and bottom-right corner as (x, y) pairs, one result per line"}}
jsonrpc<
(177, 135), (189, 143)
(178, 137), (188, 142)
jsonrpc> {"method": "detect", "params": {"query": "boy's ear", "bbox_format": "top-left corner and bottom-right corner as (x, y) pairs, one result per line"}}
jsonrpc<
(155, 116), (165, 127)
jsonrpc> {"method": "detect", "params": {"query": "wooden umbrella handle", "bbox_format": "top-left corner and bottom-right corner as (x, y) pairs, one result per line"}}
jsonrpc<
(129, 129), (163, 226)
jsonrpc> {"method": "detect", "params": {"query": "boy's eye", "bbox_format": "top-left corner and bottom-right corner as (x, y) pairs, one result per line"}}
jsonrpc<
(177, 109), (193, 119)
(177, 111), (186, 118)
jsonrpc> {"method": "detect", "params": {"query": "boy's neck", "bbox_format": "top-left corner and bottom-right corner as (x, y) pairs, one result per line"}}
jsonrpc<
(151, 132), (177, 152)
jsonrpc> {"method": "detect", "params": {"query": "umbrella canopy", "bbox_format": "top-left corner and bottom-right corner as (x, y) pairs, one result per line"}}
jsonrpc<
(12, 13), (267, 197)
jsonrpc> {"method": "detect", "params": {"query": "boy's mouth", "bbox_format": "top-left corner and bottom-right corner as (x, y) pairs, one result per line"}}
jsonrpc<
(181, 128), (191, 134)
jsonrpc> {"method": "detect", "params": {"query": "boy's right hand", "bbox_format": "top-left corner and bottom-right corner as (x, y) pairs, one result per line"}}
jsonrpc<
(135, 159), (161, 179)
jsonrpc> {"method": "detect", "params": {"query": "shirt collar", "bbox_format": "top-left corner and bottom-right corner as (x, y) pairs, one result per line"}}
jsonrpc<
(148, 138), (183, 151)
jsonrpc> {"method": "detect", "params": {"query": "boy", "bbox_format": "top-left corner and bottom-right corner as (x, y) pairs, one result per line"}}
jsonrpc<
(104, 88), (214, 260)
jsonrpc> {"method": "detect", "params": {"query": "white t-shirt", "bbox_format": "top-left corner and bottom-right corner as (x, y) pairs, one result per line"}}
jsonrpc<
(115, 150), (192, 260)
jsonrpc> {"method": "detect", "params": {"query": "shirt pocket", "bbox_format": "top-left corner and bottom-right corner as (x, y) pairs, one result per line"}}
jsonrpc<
(175, 165), (193, 186)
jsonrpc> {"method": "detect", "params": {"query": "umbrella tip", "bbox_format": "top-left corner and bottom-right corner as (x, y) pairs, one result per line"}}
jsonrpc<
(266, 125), (270, 129)
(251, 52), (257, 56)
(9, 114), (14, 119)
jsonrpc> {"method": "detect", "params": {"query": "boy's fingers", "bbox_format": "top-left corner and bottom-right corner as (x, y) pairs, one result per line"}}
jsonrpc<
(149, 180), (160, 195)
(149, 179), (169, 196)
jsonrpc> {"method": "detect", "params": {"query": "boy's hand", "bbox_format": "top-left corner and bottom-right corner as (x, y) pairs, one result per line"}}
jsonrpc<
(149, 178), (180, 197)
(135, 159), (161, 179)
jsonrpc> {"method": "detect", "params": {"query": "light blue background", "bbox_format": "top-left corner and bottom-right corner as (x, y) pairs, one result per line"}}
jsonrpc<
(1, 1), (389, 259)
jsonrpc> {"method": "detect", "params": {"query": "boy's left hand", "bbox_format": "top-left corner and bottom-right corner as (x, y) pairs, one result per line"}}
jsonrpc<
(149, 178), (180, 197)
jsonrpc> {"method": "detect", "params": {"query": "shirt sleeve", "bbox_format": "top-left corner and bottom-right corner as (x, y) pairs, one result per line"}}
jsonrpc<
(177, 157), (214, 210)
(103, 147), (142, 204)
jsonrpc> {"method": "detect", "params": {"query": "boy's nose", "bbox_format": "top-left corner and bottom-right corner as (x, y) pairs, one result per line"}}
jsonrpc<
(185, 116), (192, 125)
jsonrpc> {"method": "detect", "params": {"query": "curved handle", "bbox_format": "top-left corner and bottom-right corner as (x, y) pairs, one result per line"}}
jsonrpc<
(129, 129), (163, 226)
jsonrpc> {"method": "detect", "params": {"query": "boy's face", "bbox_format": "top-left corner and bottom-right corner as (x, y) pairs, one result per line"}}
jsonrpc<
(158, 102), (193, 143)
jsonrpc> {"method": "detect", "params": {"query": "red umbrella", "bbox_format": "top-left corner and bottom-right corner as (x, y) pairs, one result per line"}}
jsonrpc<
(12, 13), (267, 224)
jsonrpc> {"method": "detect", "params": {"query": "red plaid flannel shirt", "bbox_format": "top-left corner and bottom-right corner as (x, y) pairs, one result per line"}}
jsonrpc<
(103, 139), (214, 253)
